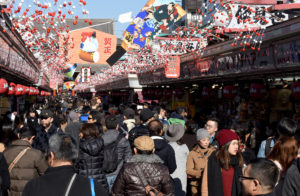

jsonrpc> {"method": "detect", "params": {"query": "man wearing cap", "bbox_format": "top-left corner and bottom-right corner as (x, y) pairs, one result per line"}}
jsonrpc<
(112, 136), (175, 196)
(128, 108), (155, 148)
(32, 109), (63, 153)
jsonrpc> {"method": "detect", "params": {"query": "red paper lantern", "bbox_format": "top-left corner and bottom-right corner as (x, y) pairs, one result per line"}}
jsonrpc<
(24, 86), (29, 95)
(15, 84), (24, 96)
(40, 91), (45, 96)
(292, 82), (300, 100)
(148, 88), (155, 96)
(163, 89), (172, 98)
(155, 89), (163, 99)
(142, 88), (148, 97)
(36, 89), (40, 95)
(223, 85), (237, 99)
(175, 89), (184, 98)
(250, 84), (266, 99)
(0, 78), (8, 94)
(202, 87), (212, 99)
(7, 83), (16, 95)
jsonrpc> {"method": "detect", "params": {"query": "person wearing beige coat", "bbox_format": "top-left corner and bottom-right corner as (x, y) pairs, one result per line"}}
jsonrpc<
(186, 128), (215, 196)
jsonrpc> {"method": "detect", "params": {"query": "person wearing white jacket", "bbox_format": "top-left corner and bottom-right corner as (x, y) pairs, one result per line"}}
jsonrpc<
(165, 124), (189, 196)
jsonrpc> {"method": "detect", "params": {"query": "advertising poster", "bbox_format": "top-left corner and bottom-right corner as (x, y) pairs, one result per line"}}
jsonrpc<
(61, 28), (117, 65)
(107, 0), (186, 66)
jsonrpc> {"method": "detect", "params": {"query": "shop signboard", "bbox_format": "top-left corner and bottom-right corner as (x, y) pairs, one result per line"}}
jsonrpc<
(152, 37), (207, 55)
(274, 40), (300, 67)
(201, 1), (289, 32)
(165, 56), (180, 78)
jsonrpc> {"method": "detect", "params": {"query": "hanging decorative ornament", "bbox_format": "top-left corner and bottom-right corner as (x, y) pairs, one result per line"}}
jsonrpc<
(0, 79), (8, 94)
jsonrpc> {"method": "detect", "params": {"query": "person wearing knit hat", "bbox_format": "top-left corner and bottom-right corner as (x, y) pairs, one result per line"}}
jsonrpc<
(112, 136), (175, 195)
(201, 129), (244, 196)
(187, 128), (215, 196)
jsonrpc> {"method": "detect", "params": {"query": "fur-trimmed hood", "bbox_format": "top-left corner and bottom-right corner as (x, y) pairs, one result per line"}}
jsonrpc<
(128, 154), (164, 164)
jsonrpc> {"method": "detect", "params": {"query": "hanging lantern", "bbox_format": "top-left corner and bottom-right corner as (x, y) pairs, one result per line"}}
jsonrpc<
(148, 88), (155, 96)
(36, 89), (40, 95)
(142, 88), (148, 98)
(175, 88), (184, 98)
(250, 84), (266, 99)
(15, 84), (24, 96)
(7, 83), (16, 95)
(223, 85), (237, 99)
(0, 78), (8, 94)
(202, 87), (212, 99)
(163, 89), (172, 98)
(155, 89), (163, 99)
(292, 82), (300, 100)
(40, 91), (45, 96)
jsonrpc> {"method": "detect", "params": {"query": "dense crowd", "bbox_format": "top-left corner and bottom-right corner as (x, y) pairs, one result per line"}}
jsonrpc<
(0, 96), (299, 196)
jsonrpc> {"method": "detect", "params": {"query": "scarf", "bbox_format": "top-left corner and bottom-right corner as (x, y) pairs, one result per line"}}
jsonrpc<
(207, 152), (243, 196)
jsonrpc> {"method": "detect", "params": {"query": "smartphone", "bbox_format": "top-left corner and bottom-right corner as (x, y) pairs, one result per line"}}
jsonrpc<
(137, 105), (143, 110)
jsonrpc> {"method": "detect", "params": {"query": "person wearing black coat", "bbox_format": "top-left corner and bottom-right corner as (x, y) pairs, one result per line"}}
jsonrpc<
(32, 110), (63, 153)
(77, 124), (108, 191)
(22, 133), (108, 196)
(149, 120), (177, 174)
(0, 152), (10, 196)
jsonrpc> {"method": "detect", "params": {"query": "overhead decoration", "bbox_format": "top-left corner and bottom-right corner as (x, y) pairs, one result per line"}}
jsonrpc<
(3, 0), (92, 87)
(61, 29), (117, 65)
(107, 0), (187, 66)
(0, 78), (8, 94)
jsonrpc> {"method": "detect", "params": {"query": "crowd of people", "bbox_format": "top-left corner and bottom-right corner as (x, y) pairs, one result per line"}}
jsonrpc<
(0, 96), (299, 196)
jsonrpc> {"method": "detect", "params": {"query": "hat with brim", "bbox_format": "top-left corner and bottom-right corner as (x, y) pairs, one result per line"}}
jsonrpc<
(164, 124), (185, 142)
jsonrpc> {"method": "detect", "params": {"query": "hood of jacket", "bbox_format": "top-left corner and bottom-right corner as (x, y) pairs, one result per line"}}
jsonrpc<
(79, 137), (103, 156)
(102, 129), (119, 146)
(152, 137), (169, 151)
(170, 112), (184, 120)
(128, 154), (163, 164)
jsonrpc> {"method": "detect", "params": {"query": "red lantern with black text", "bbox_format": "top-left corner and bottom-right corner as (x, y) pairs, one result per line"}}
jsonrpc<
(175, 89), (184, 99)
(0, 78), (8, 94)
(223, 85), (237, 99)
(15, 84), (24, 96)
(202, 87), (212, 99)
(155, 89), (163, 99)
(250, 84), (266, 99)
(7, 83), (16, 95)
(163, 89), (172, 98)
(292, 82), (300, 100)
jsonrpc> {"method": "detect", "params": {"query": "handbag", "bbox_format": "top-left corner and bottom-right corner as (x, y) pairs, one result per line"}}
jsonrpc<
(134, 164), (165, 196)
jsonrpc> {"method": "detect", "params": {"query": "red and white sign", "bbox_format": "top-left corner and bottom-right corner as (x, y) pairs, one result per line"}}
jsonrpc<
(165, 56), (180, 78)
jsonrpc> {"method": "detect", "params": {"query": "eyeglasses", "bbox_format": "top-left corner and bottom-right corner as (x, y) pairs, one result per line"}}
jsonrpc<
(205, 124), (212, 128)
(88, 117), (93, 120)
(239, 175), (261, 184)
(40, 116), (49, 120)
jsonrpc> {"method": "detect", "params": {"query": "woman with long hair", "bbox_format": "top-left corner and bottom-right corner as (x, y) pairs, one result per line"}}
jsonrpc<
(202, 129), (244, 196)
(267, 136), (299, 172)
(77, 123), (109, 192)
(267, 136), (299, 196)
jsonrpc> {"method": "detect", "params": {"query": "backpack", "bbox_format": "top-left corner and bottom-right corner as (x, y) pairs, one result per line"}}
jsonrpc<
(265, 137), (274, 157)
(128, 125), (149, 148)
(102, 134), (123, 173)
